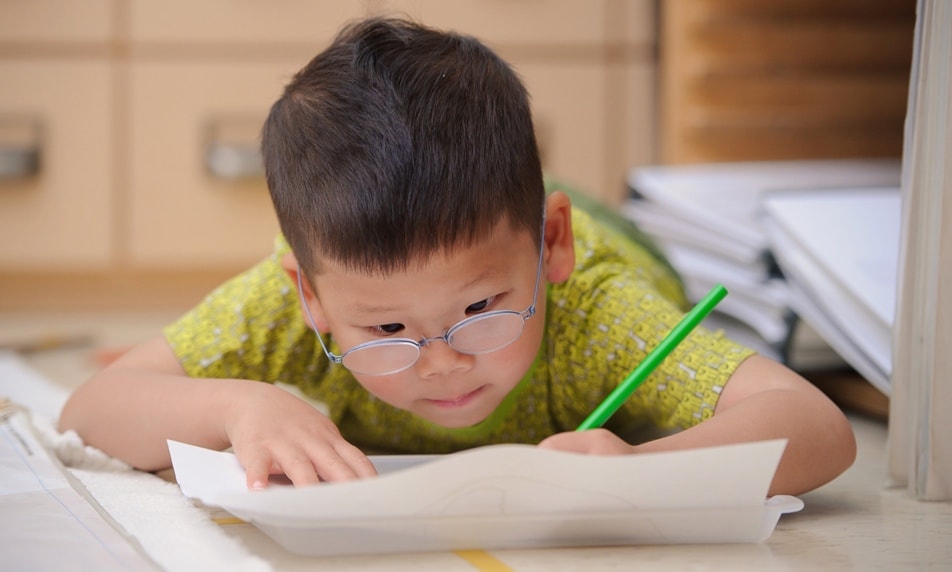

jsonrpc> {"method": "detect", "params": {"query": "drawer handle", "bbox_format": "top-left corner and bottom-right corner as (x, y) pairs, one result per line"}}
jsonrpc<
(204, 115), (265, 180)
(0, 118), (41, 180)
(206, 142), (264, 179)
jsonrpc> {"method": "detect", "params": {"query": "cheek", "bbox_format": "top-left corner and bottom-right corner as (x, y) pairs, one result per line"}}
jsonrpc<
(352, 373), (412, 408)
(488, 316), (545, 375)
(518, 305), (547, 355)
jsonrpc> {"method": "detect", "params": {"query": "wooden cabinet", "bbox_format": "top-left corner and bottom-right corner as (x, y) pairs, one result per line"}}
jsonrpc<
(0, 4), (115, 272)
(0, 0), (113, 43)
(0, 0), (658, 309)
(126, 61), (290, 269)
(128, 0), (364, 44)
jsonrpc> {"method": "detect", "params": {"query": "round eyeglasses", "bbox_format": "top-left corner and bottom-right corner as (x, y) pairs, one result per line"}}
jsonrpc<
(296, 225), (545, 376)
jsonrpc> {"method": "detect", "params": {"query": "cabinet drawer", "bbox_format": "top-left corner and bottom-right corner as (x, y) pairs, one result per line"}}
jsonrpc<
(128, 0), (368, 45)
(127, 0), (648, 48)
(0, 61), (114, 270)
(376, 0), (612, 47)
(0, 0), (113, 44)
(127, 61), (295, 269)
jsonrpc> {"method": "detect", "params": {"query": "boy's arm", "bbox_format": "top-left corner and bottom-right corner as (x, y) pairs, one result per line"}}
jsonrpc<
(538, 355), (857, 496)
(57, 335), (376, 488)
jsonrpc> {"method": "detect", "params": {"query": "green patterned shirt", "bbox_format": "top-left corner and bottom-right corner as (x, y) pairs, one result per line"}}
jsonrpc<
(164, 208), (755, 453)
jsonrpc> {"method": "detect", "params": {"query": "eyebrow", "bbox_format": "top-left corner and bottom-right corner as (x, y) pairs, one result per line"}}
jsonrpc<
(350, 300), (408, 315)
(349, 265), (507, 316)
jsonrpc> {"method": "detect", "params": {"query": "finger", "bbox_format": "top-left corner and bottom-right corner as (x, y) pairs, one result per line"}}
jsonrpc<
(334, 440), (378, 479)
(537, 431), (588, 452)
(309, 447), (361, 483)
(277, 450), (323, 487)
(538, 429), (627, 455)
(241, 449), (275, 491)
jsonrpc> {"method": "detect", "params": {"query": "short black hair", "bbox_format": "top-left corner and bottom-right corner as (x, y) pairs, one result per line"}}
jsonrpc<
(261, 17), (545, 277)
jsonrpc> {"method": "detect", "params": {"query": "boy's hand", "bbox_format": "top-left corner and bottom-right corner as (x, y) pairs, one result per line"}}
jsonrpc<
(537, 428), (637, 455)
(224, 381), (378, 489)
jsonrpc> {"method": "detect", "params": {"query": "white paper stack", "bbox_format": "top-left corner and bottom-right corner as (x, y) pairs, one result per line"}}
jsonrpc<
(622, 159), (901, 372)
(762, 187), (900, 395)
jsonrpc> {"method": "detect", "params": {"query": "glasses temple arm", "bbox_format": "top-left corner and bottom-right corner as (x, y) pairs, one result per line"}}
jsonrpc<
(296, 265), (344, 365)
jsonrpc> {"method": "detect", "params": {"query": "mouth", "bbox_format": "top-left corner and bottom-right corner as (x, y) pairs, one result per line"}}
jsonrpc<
(425, 385), (487, 409)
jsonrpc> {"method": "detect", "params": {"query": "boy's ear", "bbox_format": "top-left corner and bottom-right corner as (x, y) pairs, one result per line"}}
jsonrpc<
(280, 252), (330, 333)
(543, 190), (575, 284)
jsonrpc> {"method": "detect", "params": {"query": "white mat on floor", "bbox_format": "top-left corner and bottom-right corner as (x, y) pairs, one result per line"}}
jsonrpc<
(0, 351), (272, 571)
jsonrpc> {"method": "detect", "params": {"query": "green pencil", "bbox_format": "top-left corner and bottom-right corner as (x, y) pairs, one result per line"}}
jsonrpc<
(576, 283), (728, 431)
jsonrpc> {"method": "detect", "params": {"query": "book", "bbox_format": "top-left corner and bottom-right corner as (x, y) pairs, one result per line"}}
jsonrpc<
(623, 159), (901, 374)
(627, 158), (901, 264)
(887, 0), (952, 499)
(761, 187), (900, 395)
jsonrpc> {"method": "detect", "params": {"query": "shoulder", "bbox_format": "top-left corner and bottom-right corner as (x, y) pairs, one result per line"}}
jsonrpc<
(163, 235), (310, 380)
(565, 207), (686, 308)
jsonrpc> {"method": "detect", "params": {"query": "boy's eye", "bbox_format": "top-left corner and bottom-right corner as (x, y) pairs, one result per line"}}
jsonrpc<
(375, 323), (405, 335)
(466, 296), (496, 314)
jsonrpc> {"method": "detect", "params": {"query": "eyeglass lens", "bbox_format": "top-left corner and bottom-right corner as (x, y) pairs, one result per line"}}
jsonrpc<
(341, 311), (527, 375)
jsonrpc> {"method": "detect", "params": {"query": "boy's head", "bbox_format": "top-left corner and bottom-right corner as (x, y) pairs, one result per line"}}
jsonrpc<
(263, 17), (577, 429)
(261, 17), (545, 277)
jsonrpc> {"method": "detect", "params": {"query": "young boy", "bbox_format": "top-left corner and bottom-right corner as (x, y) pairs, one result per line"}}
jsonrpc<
(59, 17), (855, 495)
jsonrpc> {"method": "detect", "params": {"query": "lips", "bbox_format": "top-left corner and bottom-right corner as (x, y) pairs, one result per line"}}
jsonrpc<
(426, 385), (486, 408)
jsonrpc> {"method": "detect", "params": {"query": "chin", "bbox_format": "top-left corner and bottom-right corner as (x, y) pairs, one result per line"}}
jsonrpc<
(417, 406), (494, 429)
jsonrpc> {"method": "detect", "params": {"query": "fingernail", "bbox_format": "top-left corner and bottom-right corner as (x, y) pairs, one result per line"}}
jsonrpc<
(251, 480), (267, 490)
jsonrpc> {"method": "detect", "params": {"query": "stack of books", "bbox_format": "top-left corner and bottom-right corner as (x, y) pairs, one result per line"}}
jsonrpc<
(621, 159), (901, 375)
(760, 187), (898, 395)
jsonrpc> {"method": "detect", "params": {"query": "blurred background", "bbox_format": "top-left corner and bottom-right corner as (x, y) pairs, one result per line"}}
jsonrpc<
(0, 0), (915, 312)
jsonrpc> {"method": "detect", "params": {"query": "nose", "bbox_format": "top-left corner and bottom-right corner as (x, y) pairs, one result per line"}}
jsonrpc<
(415, 338), (473, 379)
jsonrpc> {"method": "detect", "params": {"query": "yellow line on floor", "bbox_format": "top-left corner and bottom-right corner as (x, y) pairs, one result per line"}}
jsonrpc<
(213, 517), (512, 567)
(454, 550), (514, 571)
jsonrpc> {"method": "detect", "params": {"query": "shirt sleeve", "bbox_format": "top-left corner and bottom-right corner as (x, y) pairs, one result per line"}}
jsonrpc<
(162, 240), (327, 385)
(547, 261), (756, 433)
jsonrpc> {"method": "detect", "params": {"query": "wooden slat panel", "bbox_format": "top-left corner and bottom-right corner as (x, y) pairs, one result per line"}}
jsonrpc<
(687, 0), (914, 20)
(683, 125), (905, 162)
(692, 21), (914, 73)
(691, 75), (910, 120)
(661, 0), (915, 164)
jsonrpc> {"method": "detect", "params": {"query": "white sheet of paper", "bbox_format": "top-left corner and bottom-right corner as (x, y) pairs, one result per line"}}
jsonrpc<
(0, 410), (156, 570)
(762, 187), (899, 391)
(169, 439), (802, 555)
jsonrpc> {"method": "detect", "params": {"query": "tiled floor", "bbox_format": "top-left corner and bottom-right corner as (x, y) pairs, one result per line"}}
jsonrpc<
(2, 310), (951, 570)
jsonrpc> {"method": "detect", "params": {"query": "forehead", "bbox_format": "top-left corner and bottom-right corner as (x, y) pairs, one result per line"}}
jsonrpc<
(310, 221), (538, 314)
